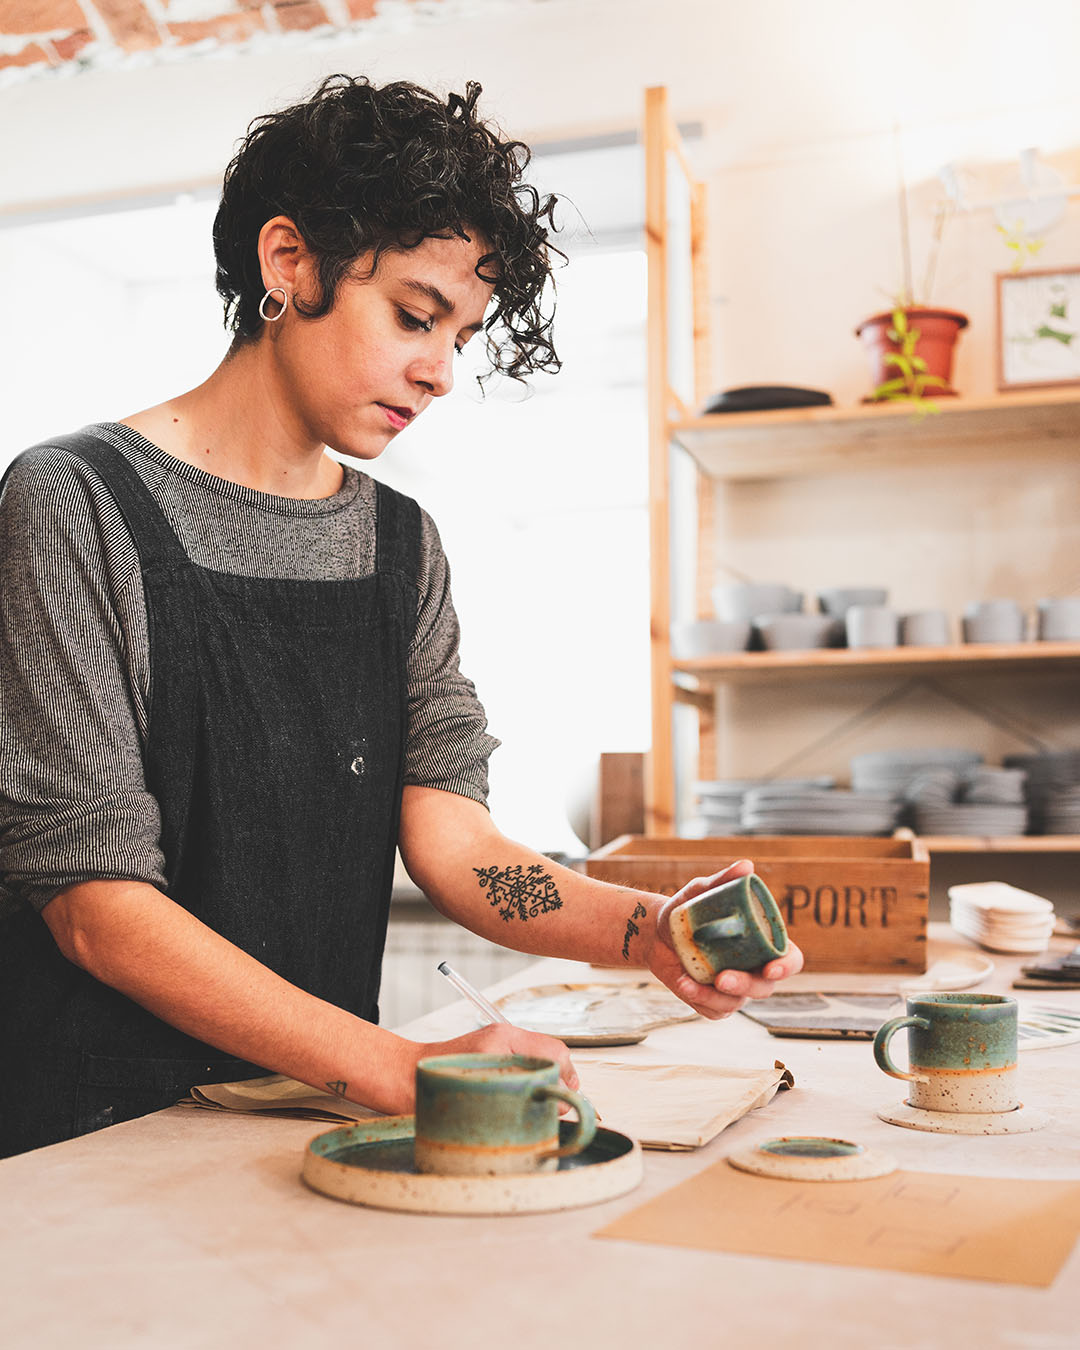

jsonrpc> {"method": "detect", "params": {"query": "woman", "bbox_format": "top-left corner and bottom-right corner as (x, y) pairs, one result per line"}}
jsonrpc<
(0, 75), (802, 1157)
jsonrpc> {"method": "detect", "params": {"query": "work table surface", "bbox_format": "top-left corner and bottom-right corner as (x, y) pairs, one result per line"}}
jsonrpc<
(3, 924), (1077, 1350)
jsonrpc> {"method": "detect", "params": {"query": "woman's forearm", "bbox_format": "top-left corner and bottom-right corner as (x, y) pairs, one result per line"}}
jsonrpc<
(43, 879), (419, 1114)
(399, 787), (663, 966)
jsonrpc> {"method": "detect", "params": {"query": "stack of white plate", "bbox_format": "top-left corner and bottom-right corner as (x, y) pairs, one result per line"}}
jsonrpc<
(741, 786), (900, 836)
(1043, 784), (1080, 834)
(695, 777), (833, 834)
(961, 766), (1027, 804)
(1003, 749), (1080, 832)
(914, 803), (1028, 835)
(906, 764), (1029, 835)
(851, 748), (984, 796)
(947, 882), (1056, 953)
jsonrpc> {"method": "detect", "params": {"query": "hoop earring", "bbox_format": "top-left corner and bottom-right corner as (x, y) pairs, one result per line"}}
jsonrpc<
(258, 287), (289, 322)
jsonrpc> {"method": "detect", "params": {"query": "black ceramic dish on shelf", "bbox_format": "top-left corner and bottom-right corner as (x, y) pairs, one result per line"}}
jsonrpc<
(702, 385), (834, 414)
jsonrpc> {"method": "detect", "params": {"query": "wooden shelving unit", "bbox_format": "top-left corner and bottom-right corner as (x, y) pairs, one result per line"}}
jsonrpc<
(671, 387), (1080, 481)
(674, 641), (1080, 683)
(643, 86), (1080, 857)
(917, 835), (1080, 853)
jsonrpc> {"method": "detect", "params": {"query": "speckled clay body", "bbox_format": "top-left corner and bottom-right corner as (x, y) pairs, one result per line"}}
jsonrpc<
(873, 992), (1018, 1113)
(669, 873), (789, 980)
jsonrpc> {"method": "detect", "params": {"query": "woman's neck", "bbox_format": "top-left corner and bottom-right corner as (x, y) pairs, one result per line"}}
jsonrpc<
(120, 342), (344, 500)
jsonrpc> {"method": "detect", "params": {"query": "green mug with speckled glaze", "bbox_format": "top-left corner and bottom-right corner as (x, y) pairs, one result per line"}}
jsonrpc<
(669, 873), (789, 981)
(873, 993), (1018, 1113)
(414, 1053), (596, 1176)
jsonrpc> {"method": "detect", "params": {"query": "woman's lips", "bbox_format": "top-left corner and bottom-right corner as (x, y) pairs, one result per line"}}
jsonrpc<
(378, 403), (412, 431)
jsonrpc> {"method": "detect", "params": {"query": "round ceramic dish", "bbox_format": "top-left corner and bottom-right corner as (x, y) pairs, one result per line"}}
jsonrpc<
(670, 619), (752, 658)
(817, 587), (888, 616)
(303, 1117), (643, 1215)
(713, 582), (802, 622)
(727, 1136), (896, 1181)
(754, 613), (836, 651)
(494, 981), (697, 1047)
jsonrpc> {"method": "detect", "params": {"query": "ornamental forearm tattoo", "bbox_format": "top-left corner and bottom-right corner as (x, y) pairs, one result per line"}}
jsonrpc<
(473, 863), (564, 922)
(622, 901), (648, 961)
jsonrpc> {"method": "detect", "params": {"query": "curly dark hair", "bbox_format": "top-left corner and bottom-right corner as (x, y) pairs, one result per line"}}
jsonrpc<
(212, 74), (562, 383)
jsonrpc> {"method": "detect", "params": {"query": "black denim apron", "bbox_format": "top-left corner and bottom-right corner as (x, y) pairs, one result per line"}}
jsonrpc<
(0, 431), (419, 1156)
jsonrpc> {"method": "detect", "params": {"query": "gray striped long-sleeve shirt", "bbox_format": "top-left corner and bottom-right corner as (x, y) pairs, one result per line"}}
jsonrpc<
(0, 422), (499, 916)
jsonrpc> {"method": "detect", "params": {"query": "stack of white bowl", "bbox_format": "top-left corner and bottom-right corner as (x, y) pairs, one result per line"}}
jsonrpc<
(947, 881), (1056, 953)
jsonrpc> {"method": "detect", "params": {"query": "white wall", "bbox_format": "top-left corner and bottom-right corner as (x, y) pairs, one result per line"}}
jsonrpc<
(5, 0), (1080, 391)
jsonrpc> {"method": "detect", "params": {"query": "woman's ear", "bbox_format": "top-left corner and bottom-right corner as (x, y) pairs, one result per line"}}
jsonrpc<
(257, 216), (311, 298)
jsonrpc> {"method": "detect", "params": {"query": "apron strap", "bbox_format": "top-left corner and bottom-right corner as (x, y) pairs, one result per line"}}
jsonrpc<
(374, 479), (422, 638)
(29, 430), (190, 572)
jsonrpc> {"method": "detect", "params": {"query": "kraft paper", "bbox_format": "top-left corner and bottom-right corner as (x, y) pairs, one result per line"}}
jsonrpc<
(575, 1060), (793, 1150)
(180, 1060), (793, 1149)
(596, 1164), (1080, 1287)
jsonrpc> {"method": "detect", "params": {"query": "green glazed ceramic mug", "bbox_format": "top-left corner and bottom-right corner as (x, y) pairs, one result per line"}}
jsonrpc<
(873, 992), (1019, 1113)
(669, 872), (789, 982)
(414, 1053), (597, 1176)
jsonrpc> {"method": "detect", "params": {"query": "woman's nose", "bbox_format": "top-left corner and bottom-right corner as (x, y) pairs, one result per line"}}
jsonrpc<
(412, 356), (453, 398)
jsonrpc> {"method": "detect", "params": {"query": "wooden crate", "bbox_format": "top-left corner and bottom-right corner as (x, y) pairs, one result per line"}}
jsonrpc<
(586, 835), (929, 974)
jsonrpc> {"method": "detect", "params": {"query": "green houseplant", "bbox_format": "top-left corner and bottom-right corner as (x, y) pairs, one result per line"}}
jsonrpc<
(855, 137), (969, 406)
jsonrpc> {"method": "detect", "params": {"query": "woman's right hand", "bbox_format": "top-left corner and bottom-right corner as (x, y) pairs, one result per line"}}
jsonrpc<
(391, 1022), (578, 1114)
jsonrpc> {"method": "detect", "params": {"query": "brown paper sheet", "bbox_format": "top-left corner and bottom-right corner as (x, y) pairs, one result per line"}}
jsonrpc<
(178, 1074), (377, 1123)
(596, 1164), (1080, 1287)
(179, 1063), (793, 1150)
(576, 1061), (794, 1150)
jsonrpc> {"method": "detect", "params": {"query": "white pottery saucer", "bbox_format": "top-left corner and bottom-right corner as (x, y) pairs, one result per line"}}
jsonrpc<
(898, 952), (995, 992)
(302, 1116), (643, 1215)
(877, 1102), (1049, 1135)
(495, 981), (697, 1047)
(728, 1135), (897, 1181)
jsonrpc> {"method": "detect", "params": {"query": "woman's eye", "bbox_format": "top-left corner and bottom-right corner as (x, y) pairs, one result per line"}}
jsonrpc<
(398, 308), (434, 333)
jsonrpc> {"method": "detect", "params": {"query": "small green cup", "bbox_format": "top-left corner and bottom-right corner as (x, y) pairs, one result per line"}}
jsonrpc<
(414, 1053), (597, 1176)
(873, 992), (1018, 1113)
(669, 872), (789, 982)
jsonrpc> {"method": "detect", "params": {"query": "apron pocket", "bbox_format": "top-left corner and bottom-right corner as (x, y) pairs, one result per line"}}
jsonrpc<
(75, 1051), (260, 1136)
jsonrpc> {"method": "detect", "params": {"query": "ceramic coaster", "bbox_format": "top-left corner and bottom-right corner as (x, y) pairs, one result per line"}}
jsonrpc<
(302, 1116), (643, 1215)
(728, 1136), (897, 1181)
(877, 1101), (1049, 1135)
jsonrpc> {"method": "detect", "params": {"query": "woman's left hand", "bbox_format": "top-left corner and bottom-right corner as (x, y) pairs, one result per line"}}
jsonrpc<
(643, 862), (805, 1019)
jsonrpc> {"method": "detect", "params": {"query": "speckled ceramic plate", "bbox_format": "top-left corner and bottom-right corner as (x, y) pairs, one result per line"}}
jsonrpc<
(877, 1102), (1049, 1134)
(302, 1116), (643, 1215)
(495, 982), (698, 1047)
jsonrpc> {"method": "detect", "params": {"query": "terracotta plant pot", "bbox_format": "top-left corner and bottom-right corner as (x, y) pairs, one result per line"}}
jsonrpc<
(855, 307), (969, 399)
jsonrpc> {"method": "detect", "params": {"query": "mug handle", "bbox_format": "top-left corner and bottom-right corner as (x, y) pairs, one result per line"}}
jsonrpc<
(533, 1086), (597, 1161)
(873, 1015), (931, 1083)
(693, 913), (746, 944)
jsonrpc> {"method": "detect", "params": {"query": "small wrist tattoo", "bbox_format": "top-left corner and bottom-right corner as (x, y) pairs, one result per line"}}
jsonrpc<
(473, 863), (564, 922)
(621, 901), (648, 961)
(325, 1080), (348, 1097)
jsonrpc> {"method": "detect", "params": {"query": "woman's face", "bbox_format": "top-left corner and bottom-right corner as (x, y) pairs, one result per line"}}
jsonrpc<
(268, 230), (495, 461)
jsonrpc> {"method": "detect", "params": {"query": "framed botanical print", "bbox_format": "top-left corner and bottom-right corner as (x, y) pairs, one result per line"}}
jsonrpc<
(996, 266), (1080, 390)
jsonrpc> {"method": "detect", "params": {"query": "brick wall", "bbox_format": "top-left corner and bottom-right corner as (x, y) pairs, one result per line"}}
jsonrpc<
(0, 0), (390, 79)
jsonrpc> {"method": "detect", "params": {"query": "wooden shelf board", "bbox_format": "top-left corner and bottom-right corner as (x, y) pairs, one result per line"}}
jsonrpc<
(670, 388), (1080, 480)
(674, 641), (1080, 683)
(919, 835), (1080, 853)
